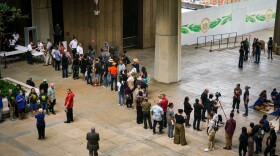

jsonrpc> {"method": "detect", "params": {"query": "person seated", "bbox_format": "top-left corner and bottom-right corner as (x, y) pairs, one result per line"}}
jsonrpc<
(271, 88), (278, 102)
(274, 93), (280, 111)
(26, 77), (35, 87)
(259, 90), (274, 106)
(254, 97), (269, 111)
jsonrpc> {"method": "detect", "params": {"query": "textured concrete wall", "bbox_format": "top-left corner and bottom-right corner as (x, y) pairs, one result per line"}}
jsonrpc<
(31, 0), (53, 42)
(274, 0), (280, 45)
(63, 0), (123, 52)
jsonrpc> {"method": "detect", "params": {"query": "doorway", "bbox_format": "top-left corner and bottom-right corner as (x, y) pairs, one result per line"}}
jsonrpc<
(51, 0), (64, 44)
(123, 0), (139, 49)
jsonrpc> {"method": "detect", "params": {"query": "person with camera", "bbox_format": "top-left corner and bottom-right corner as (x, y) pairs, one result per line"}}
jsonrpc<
(35, 108), (45, 140)
(223, 112), (236, 150)
(204, 113), (216, 152)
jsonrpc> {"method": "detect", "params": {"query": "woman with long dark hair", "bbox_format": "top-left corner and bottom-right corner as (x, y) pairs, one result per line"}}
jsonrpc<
(183, 96), (193, 127)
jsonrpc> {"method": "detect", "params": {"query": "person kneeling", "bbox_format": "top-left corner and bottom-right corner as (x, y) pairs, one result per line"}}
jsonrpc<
(254, 97), (269, 111)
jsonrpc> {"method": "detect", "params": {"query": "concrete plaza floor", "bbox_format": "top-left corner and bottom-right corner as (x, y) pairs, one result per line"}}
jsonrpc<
(0, 28), (279, 156)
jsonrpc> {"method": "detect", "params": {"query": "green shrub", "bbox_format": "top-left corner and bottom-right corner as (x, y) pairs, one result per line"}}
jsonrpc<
(0, 80), (17, 97)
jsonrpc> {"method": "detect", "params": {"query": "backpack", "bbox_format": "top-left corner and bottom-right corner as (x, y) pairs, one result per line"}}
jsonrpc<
(206, 121), (219, 135)
(120, 82), (125, 92)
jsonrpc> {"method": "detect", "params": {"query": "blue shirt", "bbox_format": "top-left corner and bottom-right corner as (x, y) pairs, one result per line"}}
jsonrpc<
(54, 50), (61, 61)
(263, 119), (270, 132)
(35, 113), (45, 126)
(0, 95), (3, 109)
(16, 95), (25, 109)
(254, 97), (264, 107)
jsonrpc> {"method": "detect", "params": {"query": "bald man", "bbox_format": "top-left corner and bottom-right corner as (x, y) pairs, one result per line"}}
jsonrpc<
(47, 83), (56, 115)
(87, 127), (100, 156)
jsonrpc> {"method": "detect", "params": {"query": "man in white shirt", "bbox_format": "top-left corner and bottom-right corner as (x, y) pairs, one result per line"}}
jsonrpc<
(45, 39), (52, 66)
(12, 32), (19, 43)
(36, 40), (44, 52)
(205, 113), (216, 152)
(9, 37), (16, 51)
(117, 60), (126, 75)
(27, 42), (33, 64)
(77, 43), (83, 58)
(48, 83), (56, 115)
(69, 37), (78, 57)
(151, 101), (164, 135)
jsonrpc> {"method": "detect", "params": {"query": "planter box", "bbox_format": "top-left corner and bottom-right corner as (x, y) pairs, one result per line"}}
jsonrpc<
(1, 77), (39, 118)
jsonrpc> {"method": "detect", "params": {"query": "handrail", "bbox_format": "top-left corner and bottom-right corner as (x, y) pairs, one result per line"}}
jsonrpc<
(196, 32), (237, 49)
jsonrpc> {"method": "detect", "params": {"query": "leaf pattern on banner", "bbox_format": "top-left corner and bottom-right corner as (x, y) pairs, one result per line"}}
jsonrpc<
(246, 16), (256, 23)
(181, 27), (189, 34)
(210, 18), (221, 29)
(188, 24), (201, 32)
(246, 12), (276, 23)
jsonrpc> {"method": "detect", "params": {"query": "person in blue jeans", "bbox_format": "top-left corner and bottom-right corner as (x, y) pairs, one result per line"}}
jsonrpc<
(87, 63), (93, 85)
(39, 90), (48, 114)
(103, 63), (108, 87)
(243, 86), (250, 117)
(254, 40), (261, 64)
(117, 78), (125, 105)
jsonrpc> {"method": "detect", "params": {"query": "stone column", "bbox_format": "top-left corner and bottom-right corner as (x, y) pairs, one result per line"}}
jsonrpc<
(274, 0), (280, 46)
(154, 0), (181, 83)
(31, 0), (53, 42)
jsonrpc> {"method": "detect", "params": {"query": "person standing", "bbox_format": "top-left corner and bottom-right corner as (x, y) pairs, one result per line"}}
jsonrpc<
(193, 99), (203, 131)
(94, 58), (102, 86)
(255, 39), (261, 64)
(243, 86), (250, 117)
(160, 94), (168, 128)
(135, 91), (144, 124)
(267, 37), (273, 59)
(54, 47), (61, 71)
(108, 62), (118, 91)
(61, 53), (69, 78)
(142, 97), (152, 129)
(53, 24), (62, 45)
(239, 127), (248, 156)
(174, 109), (187, 146)
(64, 88), (75, 123)
(242, 38), (249, 61)
(223, 112), (236, 150)
(16, 90), (26, 120)
(204, 113), (216, 152)
(183, 96), (193, 127)
(39, 89), (49, 115)
(87, 127), (100, 156)
(39, 79), (49, 95)
(35, 108), (45, 140)
(77, 43), (83, 58)
(27, 41), (33, 64)
(201, 89), (209, 122)
(238, 45), (245, 68)
(264, 128), (277, 156)
(48, 83), (56, 115)
(151, 101), (164, 135)
(45, 39), (52, 66)
(69, 37), (78, 58)
(254, 120), (265, 154)
(28, 88), (38, 117)
(166, 103), (175, 139)
(232, 84), (242, 113)
(0, 89), (3, 123)
(117, 78), (125, 106)
(7, 89), (15, 121)
(247, 128), (254, 156)
(72, 56), (80, 80)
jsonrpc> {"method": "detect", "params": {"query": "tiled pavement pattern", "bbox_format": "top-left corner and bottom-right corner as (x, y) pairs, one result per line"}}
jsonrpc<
(0, 28), (279, 156)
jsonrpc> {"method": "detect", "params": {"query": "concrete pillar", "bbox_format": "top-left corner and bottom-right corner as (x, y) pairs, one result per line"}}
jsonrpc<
(274, 0), (280, 46)
(31, 0), (53, 42)
(154, 0), (181, 83)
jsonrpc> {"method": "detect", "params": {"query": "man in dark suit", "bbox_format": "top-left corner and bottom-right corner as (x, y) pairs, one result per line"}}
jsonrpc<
(87, 127), (100, 156)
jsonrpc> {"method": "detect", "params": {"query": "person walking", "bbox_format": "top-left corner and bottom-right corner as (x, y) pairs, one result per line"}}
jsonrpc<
(238, 45), (245, 68)
(86, 127), (100, 156)
(267, 37), (273, 59)
(223, 112), (236, 150)
(48, 83), (56, 115)
(201, 89), (209, 122)
(239, 127), (248, 156)
(35, 108), (45, 140)
(142, 97), (152, 129)
(64, 88), (75, 123)
(174, 109), (187, 146)
(243, 86), (250, 117)
(183, 96), (193, 127)
(193, 99), (203, 131)
(232, 84), (242, 113)
(204, 113), (216, 152)
(39, 89), (49, 115)
(151, 101), (164, 135)
(166, 102), (175, 139)
(264, 128), (277, 156)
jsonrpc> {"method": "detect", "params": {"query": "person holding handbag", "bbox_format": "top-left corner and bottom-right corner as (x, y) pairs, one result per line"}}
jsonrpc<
(183, 96), (193, 127)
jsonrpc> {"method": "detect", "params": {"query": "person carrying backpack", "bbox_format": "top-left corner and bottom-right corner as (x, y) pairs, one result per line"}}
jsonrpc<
(204, 113), (217, 152)
(253, 119), (265, 154)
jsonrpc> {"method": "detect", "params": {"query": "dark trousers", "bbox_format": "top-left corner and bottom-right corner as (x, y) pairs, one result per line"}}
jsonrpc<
(255, 138), (262, 153)
(66, 108), (73, 122)
(201, 106), (207, 119)
(244, 101), (248, 115)
(238, 55), (244, 68)
(239, 145), (247, 156)
(264, 146), (273, 156)
(163, 112), (167, 127)
(62, 66), (68, 78)
(136, 106), (143, 124)
(232, 98), (240, 110)
(54, 35), (60, 45)
(193, 115), (201, 130)
(89, 149), (98, 156)
(255, 52), (260, 63)
(126, 98), (132, 108)
(268, 47), (273, 58)
(37, 124), (45, 139)
(153, 120), (163, 133)
(185, 113), (191, 126)
(72, 48), (77, 58)
(55, 60), (61, 70)
(26, 51), (33, 64)
(111, 75), (117, 91)
(73, 65), (79, 79)
(143, 111), (152, 129)
(48, 99), (56, 114)
(15, 104), (19, 118)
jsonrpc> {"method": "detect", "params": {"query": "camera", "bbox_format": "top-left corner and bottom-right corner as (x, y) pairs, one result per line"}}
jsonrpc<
(215, 92), (221, 98)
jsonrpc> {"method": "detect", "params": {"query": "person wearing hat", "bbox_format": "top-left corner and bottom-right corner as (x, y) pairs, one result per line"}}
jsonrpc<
(267, 37), (273, 59)
(108, 62), (118, 91)
(39, 79), (49, 95)
(174, 109), (187, 146)
(64, 88), (75, 123)
(35, 108), (45, 140)
(86, 127), (100, 156)
(243, 86), (250, 117)
(132, 58), (140, 73)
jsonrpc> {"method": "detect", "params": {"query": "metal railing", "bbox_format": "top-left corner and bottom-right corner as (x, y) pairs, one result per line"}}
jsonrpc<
(123, 36), (137, 49)
(196, 32), (237, 49)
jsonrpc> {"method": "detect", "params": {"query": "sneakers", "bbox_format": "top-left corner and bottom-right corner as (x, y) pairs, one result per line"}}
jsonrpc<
(118, 104), (120, 106)
(204, 148), (210, 152)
